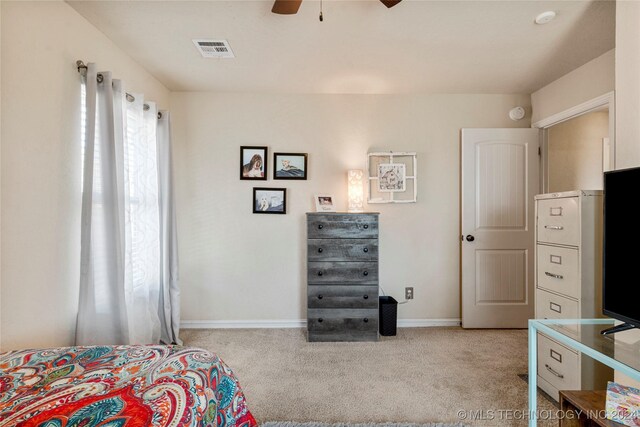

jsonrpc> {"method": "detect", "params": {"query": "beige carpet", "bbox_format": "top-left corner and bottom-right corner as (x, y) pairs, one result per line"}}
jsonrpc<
(181, 327), (556, 426)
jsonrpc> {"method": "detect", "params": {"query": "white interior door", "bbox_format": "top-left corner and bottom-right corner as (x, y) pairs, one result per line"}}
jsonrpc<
(461, 128), (540, 328)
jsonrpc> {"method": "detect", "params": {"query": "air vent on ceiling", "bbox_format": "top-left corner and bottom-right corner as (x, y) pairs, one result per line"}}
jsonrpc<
(192, 39), (235, 59)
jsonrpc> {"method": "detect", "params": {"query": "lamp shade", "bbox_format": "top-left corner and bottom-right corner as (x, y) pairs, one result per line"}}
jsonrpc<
(348, 169), (364, 213)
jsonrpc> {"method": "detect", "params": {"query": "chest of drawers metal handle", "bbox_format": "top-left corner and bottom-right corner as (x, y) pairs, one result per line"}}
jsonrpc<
(363, 271), (369, 276)
(318, 224), (324, 229)
(318, 248), (323, 253)
(363, 224), (369, 229)
(363, 295), (369, 300)
(545, 364), (564, 379)
(363, 318), (369, 323)
(318, 295), (323, 300)
(545, 272), (564, 280)
(318, 271), (323, 276)
(363, 248), (369, 253)
(318, 318), (323, 323)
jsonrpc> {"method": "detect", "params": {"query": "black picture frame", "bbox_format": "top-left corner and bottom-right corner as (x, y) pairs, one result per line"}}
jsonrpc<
(273, 152), (308, 180)
(253, 187), (287, 214)
(240, 146), (268, 180)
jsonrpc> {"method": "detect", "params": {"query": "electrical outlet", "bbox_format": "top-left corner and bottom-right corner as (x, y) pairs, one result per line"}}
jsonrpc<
(405, 287), (414, 300)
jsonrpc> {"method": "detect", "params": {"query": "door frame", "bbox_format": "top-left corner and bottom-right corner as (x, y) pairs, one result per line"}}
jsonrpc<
(532, 91), (615, 193)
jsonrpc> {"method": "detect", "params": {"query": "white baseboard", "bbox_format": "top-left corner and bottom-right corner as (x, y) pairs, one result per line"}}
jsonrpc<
(397, 318), (461, 327)
(180, 318), (461, 329)
(181, 320), (306, 329)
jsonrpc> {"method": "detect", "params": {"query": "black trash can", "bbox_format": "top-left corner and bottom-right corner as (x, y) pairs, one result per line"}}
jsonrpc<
(379, 296), (398, 336)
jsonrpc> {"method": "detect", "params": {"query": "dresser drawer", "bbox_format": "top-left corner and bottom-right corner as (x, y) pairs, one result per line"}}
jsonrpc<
(537, 334), (580, 392)
(308, 261), (378, 284)
(308, 285), (378, 309)
(537, 197), (580, 246)
(537, 244), (579, 299)
(307, 214), (378, 239)
(308, 308), (378, 341)
(308, 239), (378, 262)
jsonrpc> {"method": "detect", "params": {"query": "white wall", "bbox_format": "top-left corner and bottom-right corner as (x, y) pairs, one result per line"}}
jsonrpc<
(0, 0), (170, 351)
(548, 110), (608, 193)
(531, 50), (614, 124)
(615, 1), (640, 169)
(171, 92), (531, 324)
(614, 0), (640, 389)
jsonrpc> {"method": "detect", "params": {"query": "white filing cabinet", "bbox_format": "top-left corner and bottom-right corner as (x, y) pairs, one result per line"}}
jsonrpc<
(534, 190), (612, 401)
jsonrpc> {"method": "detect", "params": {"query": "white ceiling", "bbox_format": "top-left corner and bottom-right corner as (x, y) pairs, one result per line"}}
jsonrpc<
(67, 0), (615, 94)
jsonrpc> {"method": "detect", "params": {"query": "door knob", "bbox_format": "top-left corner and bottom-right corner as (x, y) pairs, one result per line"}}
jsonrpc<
(465, 235), (475, 242)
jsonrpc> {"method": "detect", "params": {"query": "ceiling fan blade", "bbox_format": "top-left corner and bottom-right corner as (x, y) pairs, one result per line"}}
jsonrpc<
(380, 0), (402, 8)
(272, 0), (303, 14)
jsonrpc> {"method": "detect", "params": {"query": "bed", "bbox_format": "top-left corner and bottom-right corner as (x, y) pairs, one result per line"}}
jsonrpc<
(0, 345), (257, 427)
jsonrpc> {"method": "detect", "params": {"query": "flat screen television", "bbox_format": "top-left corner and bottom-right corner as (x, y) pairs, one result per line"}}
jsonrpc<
(601, 166), (640, 335)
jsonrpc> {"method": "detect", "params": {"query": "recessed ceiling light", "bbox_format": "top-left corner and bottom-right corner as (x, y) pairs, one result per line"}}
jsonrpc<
(535, 11), (556, 25)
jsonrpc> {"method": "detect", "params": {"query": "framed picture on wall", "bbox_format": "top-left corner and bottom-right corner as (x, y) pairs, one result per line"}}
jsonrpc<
(273, 152), (308, 180)
(378, 163), (406, 192)
(253, 188), (287, 214)
(240, 146), (268, 180)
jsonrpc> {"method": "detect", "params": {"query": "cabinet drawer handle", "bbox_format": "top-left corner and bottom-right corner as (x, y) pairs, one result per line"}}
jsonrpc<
(318, 271), (323, 277)
(363, 224), (369, 229)
(318, 295), (323, 300)
(363, 295), (369, 300)
(549, 302), (562, 313)
(363, 271), (369, 276)
(363, 318), (369, 323)
(363, 247), (369, 253)
(318, 248), (323, 253)
(318, 318), (323, 323)
(545, 364), (564, 379)
(318, 224), (324, 230)
(545, 272), (564, 280)
(544, 225), (564, 230)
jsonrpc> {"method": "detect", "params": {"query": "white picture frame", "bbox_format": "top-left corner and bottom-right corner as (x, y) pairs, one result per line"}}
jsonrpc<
(314, 194), (336, 212)
(367, 152), (417, 204)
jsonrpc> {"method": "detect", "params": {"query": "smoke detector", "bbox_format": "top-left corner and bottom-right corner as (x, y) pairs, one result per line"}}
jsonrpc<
(535, 11), (556, 25)
(509, 106), (526, 121)
(192, 39), (235, 59)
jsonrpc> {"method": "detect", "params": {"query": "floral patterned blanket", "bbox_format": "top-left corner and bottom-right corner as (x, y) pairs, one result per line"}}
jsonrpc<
(0, 345), (257, 427)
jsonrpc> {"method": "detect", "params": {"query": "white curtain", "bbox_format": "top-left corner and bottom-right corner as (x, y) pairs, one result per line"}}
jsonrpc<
(76, 63), (180, 345)
(157, 112), (182, 345)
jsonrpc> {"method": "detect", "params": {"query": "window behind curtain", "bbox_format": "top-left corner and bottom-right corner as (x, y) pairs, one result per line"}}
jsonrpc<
(80, 78), (161, 343)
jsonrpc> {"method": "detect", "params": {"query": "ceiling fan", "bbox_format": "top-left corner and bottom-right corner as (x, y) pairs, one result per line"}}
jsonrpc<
(272, 0), (402, 15)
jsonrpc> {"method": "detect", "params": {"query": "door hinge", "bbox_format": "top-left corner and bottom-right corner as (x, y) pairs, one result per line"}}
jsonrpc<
(538, 147), (542, 156)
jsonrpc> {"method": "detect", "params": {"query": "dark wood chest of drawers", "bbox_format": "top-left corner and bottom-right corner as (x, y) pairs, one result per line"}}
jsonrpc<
(306, 213), (379, 342)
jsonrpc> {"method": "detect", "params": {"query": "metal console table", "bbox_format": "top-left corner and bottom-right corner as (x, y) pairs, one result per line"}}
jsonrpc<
(529, 319), (640, 426)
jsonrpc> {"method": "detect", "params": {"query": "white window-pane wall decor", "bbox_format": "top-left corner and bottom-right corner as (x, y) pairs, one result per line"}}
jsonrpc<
(366, 152), (417, 204)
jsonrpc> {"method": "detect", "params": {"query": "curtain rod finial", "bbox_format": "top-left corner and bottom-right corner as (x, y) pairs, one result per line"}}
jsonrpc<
(76, 60), (87, 73)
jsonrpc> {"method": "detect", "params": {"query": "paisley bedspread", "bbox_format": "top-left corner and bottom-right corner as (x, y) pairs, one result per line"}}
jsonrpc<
(0, 345), (257, 427)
